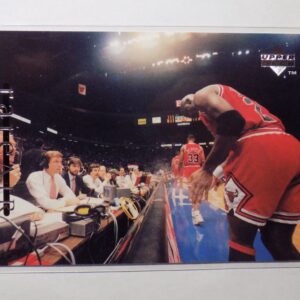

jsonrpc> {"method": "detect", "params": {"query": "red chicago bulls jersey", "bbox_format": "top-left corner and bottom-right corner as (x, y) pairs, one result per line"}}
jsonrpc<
(183, 143), (204, 167)
(199, 85), (285, 136)
(171, 155), (180, 176)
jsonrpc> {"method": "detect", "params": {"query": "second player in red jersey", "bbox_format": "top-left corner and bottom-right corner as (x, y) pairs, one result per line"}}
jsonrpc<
(179, 134), (205, 179)
(179, 134), (206, 225)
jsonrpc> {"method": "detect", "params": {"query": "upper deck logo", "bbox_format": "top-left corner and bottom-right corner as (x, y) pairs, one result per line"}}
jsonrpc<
(261, 53), (296, 76)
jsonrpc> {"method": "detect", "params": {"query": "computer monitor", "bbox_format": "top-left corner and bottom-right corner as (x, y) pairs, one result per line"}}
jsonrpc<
(103, 185), (117, 204)
(116, 188), (131, 198)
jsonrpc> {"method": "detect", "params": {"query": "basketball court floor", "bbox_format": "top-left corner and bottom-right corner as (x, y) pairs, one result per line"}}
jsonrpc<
(167, 183), (300, 263)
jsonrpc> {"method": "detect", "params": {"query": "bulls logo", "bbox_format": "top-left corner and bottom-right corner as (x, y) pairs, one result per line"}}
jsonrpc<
(225, 187), (239, 203)
(224, 175), (251, 210)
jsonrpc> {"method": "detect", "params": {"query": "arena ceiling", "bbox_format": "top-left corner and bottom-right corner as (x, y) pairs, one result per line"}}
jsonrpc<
(1, 31), (299, 141)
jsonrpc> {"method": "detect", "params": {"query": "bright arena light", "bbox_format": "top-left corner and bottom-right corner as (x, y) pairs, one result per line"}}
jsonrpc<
(165, 58), (180, 64)
(109, 33), (160, 49)
(109, 40), (121, 48)
(161, 144), (173, 148)
(196, 52), (212, 59)
(108, 39), (124, 54)
(152, 56), (193, 68)
(181, 56), (193, 64)
(106, 33), (251, 72)
(47, 127), (58, 135)
(107, 32), (190, 55)
(11, 113), (31, 124)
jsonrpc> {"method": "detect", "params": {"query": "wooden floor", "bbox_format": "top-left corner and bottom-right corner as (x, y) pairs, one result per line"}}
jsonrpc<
(207, 184), (226, 211)
(207, 184), (300, 253)
(293, 225), (300, 252)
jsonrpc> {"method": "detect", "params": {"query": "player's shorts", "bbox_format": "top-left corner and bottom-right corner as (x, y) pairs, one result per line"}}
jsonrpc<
(223, 128), (300, 226)
(182, 166), (201, 179)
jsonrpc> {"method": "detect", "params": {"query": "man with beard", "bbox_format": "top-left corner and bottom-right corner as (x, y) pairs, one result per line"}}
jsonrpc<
(62, 156), (93, 197)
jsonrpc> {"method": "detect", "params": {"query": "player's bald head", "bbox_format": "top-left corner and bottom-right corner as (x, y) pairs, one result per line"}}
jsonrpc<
(187, 134), (195, 142)
(181, 94), (194, 104)
(180, 93), (199, 118)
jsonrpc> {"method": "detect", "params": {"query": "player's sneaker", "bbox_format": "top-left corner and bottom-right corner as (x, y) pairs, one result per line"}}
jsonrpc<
(192, 209), (204, 225)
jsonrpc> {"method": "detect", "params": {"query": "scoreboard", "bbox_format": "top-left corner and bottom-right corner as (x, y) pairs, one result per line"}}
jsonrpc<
(138, 114), (201, 126)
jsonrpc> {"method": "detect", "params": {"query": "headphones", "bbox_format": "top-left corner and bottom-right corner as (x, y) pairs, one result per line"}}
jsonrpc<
(119, 197), (139, 220)
(39, 152), (49, 169)
(67, 156), (84, 174)
(62, 204), (107, 223)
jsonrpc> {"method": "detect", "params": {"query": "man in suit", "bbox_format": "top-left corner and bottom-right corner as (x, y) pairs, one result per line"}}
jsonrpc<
(62, 156), (93, 197)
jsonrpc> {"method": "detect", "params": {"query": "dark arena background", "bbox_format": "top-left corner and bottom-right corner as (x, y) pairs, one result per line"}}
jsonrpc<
(0, 31), (299, 265)
(1, 32), (299, 168)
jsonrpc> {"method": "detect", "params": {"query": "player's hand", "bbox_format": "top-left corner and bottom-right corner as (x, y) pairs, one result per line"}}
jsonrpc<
(9, 164), (21, 188)
(190, 169), (213, 203)
(210, 176), (222, 191)
(65, 198), (80, 207)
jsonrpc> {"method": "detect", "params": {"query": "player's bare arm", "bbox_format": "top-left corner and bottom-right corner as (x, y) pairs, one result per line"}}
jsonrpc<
(181, 84), (245, 202)
(194, 87), (243, 173)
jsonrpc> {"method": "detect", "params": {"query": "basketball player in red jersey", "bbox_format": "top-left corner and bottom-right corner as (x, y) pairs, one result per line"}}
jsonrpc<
(180, 84), (300, 261)
(179, 134), (205, 225)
